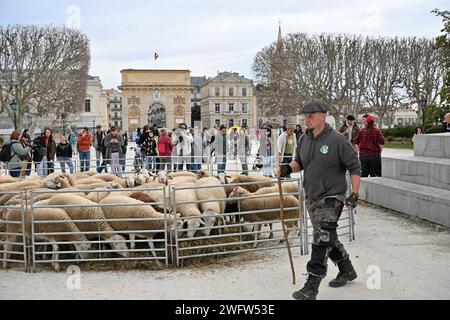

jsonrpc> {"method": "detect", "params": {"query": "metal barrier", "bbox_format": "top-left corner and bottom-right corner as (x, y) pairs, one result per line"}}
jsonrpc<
(28, 187), (170, 272)
(171, 178), (305, 267)
(0, 170), (357, 272)
(0, 191), (27, 272)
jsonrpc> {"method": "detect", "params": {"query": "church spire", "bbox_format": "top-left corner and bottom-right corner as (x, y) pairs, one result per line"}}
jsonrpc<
(277, 21), (282, 44)
(276, 22), (283, 53)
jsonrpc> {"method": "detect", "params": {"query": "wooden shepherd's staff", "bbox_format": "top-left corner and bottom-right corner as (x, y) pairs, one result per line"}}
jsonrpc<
(274, 128), (296, 286)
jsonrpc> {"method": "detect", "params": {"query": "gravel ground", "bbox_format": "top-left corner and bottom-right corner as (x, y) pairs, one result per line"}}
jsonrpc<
(1, 202), (449, 300)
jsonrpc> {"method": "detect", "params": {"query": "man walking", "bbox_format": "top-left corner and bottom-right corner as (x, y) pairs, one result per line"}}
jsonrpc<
(276, 100), (361, 300)
(339, 115), (359, 149)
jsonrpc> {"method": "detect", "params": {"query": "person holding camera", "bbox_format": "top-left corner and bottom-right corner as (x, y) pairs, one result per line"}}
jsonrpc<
(104, 126), (124, 177)
(56, 135), (74, 174)
(6, 130), (32, 178)
(77, 127), (92, 172)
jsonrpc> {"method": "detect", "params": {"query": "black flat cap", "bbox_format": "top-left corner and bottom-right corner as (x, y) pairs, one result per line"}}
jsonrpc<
(302, 99), (328, 113)
(347, 115), (355, 121)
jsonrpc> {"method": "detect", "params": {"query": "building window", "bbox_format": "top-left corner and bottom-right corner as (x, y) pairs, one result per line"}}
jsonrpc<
(215, 103), (220, 113)
(85, 99), (91, 112)
(242, 119), (248, 127)
(242, 88), (247, 96)
(228, 119), (234, 127)
(228, 103), (234, 112)
(215, 119), (221, 127)
(114, 121), (119, 127)
(242, 103), (248, 113)
(215, 87), (220, 96)
(229, 87), (234, 96)
(114, 112), (119, 118)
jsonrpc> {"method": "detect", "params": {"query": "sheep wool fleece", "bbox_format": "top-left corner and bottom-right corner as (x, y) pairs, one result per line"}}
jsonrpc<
(294, 124), (361, 278)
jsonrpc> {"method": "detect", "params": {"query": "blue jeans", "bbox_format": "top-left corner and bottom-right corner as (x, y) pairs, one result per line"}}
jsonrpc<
(37, 156), (48, 177)
(59, 157), (74, 174)
(9, 169), (21, 177)
(147, 156), (156, 172)
(79, 151), (91, 172)
(217, 155), (226, 174)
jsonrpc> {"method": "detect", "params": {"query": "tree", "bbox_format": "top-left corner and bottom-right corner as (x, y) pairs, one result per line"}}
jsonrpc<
(432, 9), (450, 106)
(0, 25), (90, 133)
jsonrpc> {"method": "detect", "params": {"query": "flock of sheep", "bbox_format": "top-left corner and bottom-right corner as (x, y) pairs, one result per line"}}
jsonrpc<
(0, 169), (304, 271)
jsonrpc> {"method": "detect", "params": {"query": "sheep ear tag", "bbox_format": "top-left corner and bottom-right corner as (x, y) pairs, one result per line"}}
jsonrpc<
(320, 145), (329, 155)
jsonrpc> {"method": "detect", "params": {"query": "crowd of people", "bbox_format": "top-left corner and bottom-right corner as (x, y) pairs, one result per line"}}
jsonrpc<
(1, 111), (449, 179)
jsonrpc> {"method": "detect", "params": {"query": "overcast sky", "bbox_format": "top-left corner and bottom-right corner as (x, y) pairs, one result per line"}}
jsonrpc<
(0, 0), (447, 89)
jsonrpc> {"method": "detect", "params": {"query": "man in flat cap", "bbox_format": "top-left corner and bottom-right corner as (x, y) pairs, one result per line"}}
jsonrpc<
(275, 99), (361, 300)
(339, 115), (359, 148)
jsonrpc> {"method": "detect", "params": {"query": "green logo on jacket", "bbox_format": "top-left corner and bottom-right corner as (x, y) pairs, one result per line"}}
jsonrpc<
(320, 145), (329, 155)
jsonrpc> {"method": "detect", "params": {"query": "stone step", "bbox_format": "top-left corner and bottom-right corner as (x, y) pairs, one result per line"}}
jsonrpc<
(414, 133), (450, 159)
(360, 177), (450, 227)
(382, 156), (450, 191)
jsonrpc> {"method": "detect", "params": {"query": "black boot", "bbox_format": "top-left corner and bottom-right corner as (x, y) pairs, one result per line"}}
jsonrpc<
(328, 258), (357, 288)
(292, 275), (322, 300)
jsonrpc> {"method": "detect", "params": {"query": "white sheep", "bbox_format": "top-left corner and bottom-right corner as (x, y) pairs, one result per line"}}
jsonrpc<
(227, 186), (301, 247)
(4, 207), (91, 271)
(168, 171), (197, 179)
(195, 176), (227, 236)
(0, 179), (45, 192)
(44, 194), (129, 257)
(0, 176), (17, 184)
(168, 180), (204, 238)
(99, 195), (183, 266)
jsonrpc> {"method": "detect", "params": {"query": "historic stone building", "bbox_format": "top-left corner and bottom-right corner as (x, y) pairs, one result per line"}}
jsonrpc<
(118, 69), (192, 134)
(69, 75), (108, 131)
(104, 88), (122, 129)
(199, 71), (257, 129)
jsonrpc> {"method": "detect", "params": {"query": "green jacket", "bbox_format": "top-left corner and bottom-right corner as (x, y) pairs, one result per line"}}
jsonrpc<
(8, 140), (31, 170)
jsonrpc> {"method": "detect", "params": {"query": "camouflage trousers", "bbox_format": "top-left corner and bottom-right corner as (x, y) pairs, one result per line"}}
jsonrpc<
(306, 197), (349, 278)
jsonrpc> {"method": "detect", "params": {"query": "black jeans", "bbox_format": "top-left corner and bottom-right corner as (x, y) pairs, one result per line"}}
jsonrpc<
(360, 154), (381, 177)
(306, 198), (349, 278)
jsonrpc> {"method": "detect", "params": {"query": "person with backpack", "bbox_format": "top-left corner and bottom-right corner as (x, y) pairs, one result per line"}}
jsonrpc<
(157, 128), (173, 172)
(1, 130), (32, 178)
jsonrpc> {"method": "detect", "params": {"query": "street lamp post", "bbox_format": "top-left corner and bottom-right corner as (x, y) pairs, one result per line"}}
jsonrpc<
(418, 97), (427, 127)
(92, 120), (95, 133)
(10, 100), (18, 130)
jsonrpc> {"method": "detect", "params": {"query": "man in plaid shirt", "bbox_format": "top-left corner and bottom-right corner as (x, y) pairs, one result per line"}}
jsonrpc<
(355, 115), (385, 177)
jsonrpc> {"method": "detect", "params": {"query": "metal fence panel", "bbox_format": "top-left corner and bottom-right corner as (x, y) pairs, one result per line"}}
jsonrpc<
(171, 178), (306, 266)
(29, 187), (170, 272)
(0, 191), (27, 272)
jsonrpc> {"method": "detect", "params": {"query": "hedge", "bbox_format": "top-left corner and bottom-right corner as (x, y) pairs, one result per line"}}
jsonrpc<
(381, 124), (444, 138)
